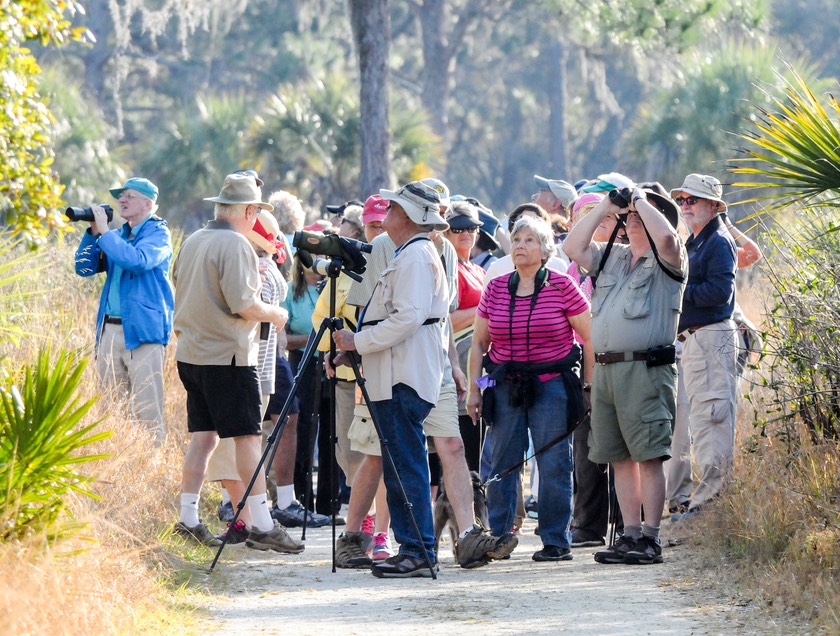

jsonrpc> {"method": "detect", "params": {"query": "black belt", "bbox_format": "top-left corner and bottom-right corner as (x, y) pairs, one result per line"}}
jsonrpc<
(595, 351), (649, 364)
(104, 315), (122, 325)
(595, 345), (676, 367)
(360, 316), (443, 329)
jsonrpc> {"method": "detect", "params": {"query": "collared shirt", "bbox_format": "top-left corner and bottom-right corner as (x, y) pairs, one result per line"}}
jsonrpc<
(104, 214), (151, 317)
(585, 241), (687, 352)
(679, 215), (737, 332)
(172, 219), (261, 366)
(353, 232), (449, 403)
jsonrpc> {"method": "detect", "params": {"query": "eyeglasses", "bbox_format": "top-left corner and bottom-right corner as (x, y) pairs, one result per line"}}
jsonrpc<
(449, 227), (479, 234)
(674, 196), (700, 207)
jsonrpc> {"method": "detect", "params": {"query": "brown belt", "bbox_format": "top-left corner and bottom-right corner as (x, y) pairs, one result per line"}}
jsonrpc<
(677, 323), (715, 343)
(595, 351), (650, 364)
(104, 315), (122, 325)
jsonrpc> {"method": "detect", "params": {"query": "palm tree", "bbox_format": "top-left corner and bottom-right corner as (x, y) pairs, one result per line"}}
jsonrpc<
(728, 66), (840, 442)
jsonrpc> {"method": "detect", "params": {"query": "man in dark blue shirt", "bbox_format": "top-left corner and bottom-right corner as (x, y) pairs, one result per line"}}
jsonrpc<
(669, 174), (738, 517)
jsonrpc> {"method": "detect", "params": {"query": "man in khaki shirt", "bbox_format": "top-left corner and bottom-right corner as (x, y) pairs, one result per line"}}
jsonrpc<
(172, 173), (300, 554)
(564, 181), (686, 566)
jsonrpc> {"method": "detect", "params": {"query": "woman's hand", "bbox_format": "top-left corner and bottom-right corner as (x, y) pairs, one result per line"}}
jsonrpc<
(467, 390), (482, 425)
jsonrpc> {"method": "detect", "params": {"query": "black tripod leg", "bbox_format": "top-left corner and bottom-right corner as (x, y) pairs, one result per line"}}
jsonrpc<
(608, 463), (618, 547)
(208, 322), (329, 573)
(300, 353), (325, 541)
(346, 353), (437, 580)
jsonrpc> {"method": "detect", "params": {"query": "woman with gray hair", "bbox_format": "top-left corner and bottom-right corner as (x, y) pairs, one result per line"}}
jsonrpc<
(467, 215), (593, 562)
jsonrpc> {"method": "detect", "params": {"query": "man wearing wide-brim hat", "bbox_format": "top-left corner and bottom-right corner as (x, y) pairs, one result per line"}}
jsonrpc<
(668, 173), (738, 521)
(172, 173), (303, 553)
(331, 180), (453, 578)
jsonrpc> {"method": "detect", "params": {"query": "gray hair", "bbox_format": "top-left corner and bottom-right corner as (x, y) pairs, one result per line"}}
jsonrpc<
(341, 205), (365, 240)
(214, 202), (248, 220)
(511, 215), (555, 262)
(269, 190), (305, 234)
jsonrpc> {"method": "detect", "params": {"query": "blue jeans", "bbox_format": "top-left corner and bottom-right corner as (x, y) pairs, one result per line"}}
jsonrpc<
(487, 376), (573, 548)
(370, 383), (436, 562)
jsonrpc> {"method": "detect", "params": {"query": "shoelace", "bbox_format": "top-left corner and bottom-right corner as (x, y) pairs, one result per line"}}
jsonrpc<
(361, 515), (375, 535)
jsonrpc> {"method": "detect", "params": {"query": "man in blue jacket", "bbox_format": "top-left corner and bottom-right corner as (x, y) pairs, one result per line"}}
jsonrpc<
(74, 177), (174, 445)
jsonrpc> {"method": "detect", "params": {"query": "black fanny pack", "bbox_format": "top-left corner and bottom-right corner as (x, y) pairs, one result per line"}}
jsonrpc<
(645, 344), (676, 367)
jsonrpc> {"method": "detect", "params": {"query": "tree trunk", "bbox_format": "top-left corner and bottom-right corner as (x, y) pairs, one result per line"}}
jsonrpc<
(349, 0), (392, 194)
(545, 38), (569, 178)
(418, 0), (450, 146)
(81, 0), (114, 108)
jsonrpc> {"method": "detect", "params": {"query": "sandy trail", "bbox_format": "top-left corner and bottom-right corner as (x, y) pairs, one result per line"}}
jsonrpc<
(197, 513), (777, 636)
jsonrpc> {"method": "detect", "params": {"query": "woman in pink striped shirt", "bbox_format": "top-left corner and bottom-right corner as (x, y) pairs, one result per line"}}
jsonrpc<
(468, 215), (593, 562)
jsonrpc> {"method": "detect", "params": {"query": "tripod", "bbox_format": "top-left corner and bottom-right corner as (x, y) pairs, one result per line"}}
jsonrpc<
(210, 256), (436, 578)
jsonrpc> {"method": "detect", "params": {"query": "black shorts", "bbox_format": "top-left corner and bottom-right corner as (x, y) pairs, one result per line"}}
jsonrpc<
(177, 361), (262, 438)
(266, 355), (300, 416)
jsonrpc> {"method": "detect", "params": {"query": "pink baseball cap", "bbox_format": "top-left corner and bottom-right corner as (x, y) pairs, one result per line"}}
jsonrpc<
(363, 194), (389, 224)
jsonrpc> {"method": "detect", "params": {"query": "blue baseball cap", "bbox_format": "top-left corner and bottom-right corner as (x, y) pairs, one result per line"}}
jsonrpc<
(109, 177), (159, 202)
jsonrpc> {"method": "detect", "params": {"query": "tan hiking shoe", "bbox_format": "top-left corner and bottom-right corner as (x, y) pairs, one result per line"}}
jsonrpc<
(457, 524), (519, 569)
(173, 521), (222, 547)
(245, 521), (305, 553)
(336, 531), (373, 568)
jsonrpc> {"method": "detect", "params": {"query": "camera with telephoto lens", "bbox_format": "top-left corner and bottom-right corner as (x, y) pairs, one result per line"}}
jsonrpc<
(292, 230), (371, 276)
(65, 204), (114, 223)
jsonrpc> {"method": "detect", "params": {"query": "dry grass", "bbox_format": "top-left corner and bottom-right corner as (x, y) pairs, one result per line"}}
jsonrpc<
(0, 235), (216, 634)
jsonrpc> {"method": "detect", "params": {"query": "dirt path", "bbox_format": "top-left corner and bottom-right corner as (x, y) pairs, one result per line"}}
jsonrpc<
(196, 514), (784, 635)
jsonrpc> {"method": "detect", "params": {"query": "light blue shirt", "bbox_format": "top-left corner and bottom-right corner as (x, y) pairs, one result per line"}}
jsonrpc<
(105, 215), (150, 316)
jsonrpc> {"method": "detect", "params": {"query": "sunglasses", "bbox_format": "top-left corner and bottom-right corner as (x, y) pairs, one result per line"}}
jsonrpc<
(674, 196), (700, 207)
(449, 227), (479, 234)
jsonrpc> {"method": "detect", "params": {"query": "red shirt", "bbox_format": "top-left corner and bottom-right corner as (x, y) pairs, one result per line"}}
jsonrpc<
(457, 259), (485, 310)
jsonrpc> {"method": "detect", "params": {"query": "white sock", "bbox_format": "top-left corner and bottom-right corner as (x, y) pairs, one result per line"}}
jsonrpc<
(180, 493), (200, 527)
(275, 484), (295, 510)
(220, 487), (231, 504)
(248, 493), (274, 532)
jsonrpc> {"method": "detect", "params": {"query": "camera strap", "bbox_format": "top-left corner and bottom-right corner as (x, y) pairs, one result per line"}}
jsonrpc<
(592, 219), (684, 286)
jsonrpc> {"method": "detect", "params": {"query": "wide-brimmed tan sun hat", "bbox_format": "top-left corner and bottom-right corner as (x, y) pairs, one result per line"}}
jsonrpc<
(670, 173), (727, 212)
(380, 181), (449, 231)
(204, 173), (273, 210)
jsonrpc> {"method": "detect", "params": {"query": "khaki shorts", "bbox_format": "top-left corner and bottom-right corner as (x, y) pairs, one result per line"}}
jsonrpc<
(348, 383), (460, 456)
(588, 362), (676, 464)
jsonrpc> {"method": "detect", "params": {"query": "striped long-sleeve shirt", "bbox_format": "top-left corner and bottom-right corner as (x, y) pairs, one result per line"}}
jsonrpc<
(477, 269), (589, 372)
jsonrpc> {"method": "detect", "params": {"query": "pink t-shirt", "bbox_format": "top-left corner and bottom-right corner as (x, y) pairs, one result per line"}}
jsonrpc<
(477, 269), (589, 370)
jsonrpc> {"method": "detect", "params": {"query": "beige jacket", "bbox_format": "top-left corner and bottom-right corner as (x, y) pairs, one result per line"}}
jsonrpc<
(354, 233), (449, 403)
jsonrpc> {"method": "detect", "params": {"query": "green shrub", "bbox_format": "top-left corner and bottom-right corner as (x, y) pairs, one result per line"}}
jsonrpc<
(0, 348), (111, 542)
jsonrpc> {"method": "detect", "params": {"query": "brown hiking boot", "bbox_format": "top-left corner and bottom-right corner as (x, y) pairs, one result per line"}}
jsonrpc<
(457, 524), (519, 569)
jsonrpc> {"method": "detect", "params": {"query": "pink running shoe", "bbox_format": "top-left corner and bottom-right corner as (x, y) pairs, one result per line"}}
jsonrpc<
(372, 532), (394, 561)
(361, 514), (375, 555)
